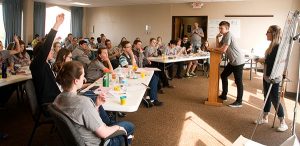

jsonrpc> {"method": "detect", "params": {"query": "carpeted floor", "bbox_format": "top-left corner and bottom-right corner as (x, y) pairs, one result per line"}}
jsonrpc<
(0, 69), (299, 146)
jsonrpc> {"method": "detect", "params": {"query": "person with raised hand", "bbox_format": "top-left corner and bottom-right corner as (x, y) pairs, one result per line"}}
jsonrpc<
(30, 13), (65, 105)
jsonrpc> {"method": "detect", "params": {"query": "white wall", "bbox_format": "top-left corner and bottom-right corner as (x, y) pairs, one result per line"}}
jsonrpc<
(85, 4), (171, 45)
(286, 0), (300, 92)
(85, 0), (300, 92)
(23, 0), (34, 44)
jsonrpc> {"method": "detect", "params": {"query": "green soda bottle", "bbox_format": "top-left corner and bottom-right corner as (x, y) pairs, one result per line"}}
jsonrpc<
(103, 73), (109, 87)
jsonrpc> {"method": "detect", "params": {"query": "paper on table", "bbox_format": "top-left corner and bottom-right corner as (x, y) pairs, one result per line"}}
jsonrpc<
(280, 135), (300, 146)
(108, 89), (123, 98)
(232, 135), (265, 146)
(143, 67), (161, 71)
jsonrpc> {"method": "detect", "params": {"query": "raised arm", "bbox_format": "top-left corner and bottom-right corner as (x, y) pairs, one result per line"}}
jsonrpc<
(9, 36), (21, 55)
(35, 14), (64, 63)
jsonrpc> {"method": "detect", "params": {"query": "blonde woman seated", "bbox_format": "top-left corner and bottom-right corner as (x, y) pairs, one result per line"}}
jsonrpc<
(86, 48), (113, 83)
(54, 61), (134, 146)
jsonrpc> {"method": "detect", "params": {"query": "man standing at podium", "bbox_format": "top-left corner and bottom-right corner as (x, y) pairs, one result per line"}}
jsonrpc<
(213, 21), (245, 107)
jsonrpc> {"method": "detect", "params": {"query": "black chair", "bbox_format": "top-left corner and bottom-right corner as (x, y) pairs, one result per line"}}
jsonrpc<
(48, 104), (128, 146)
(24, 80), (53, 146)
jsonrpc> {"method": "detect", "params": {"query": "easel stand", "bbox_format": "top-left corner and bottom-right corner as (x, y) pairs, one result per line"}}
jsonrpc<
(291, 34), (300, 136)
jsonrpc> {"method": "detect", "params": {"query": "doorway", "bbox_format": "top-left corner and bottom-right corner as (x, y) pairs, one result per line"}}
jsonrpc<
(172, 16), (208, 42)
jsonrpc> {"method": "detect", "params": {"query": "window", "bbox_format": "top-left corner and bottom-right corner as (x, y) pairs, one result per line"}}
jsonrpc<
(0, 4), (5, 44)
(45, 6), (71, 40)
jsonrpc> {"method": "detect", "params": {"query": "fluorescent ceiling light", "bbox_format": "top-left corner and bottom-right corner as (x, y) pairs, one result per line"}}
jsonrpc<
(71, 2), (91, 6)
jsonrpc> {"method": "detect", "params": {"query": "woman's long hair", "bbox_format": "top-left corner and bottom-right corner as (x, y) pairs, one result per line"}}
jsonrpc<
(52, 48), (71, 73)
(265, 25), (282, 55)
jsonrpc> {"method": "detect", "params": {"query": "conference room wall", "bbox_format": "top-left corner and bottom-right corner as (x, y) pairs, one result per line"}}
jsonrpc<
(23, 0), (34, 45)
(286, 0), (300, 93)
(85, 0), (299, 92)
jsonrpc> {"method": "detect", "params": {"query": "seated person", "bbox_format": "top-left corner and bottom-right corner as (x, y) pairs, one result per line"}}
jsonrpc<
(181, 35), (198, 77)
(64, 33), (73, 47)
(174, 38), (185, 78)
(106, 39), (120, 69)
(121, 40), (163, 106)
(144, 38), (174, 88)
(52, 42), (62, 60)
(181, 35), (192, 53)
(89, 37), (97, 49)
(72, 40), (92, 71)
(132, 40), (148, 68)
(31, 34), (41, 48)
(185, 48), (199, 77)
(86, 48), (113, 83)
(52, 48), (73, 77)
(66, 37), (78, 51)
(54, 61), (134, 146)
(200, 40), (210, 52)
(0, 37), (21, 108)
(199, 40), (210, 71)
(119, 41), (137, 68)
(11, 40), (31, 67)
(30, 14), (63, 105)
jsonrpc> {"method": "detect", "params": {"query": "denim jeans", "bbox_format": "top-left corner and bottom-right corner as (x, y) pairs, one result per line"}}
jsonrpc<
(108, 121), (135, 146)
(98, 106), (135, 145)
(221, 63), (244, 103)
(98, 105), (114, 125)
(149, 73), (159, 101)
(263, 80), (284, 118)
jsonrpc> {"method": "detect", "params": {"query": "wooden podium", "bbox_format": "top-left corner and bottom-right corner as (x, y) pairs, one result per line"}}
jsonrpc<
(205, 50), (223, 106)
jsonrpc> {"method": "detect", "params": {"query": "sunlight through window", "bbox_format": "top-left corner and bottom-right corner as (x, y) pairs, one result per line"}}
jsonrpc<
(178, 112), (232, 146)
(45, 6), (71, 40)
(0, 4), (6, 44)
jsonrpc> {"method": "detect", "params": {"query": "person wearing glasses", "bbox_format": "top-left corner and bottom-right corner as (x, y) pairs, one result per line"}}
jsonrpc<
(213, 21), (245, 108)
(254, 25), (288, 132)
(52, 42), (62, 60)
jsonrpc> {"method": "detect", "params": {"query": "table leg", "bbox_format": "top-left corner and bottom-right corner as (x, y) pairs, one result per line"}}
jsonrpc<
(250, 59), (252, 80)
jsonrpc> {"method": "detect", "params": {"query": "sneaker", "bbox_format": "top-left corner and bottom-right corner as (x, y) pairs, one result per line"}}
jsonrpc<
(277, 123), (288, 132)
(185, 73), (192, 77)
(228, 101), (242, 108)
(254, 118), (268, 124)
(190, 72), (196, 76)
(143, 99), (153, 108)
(117, 112), (127, 117)
(152, 100), (163, 106)
(218, 95), (227, 100)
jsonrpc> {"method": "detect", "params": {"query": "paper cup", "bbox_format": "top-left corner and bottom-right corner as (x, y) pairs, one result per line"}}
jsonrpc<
(141, 72), (145, 78)
(120, 95), (126, 105)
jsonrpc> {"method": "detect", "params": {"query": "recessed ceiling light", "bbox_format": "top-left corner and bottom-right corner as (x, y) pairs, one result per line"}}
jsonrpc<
(71, 2), (90, 6)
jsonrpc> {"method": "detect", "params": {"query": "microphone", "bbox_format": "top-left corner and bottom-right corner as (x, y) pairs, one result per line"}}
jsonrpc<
(293, 33), (300, 40)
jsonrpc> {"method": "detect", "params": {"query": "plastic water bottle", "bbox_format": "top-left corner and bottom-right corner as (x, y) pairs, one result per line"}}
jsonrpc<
(2, 63), (7, 78)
